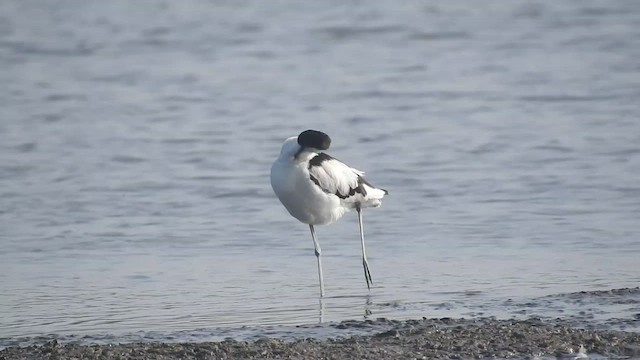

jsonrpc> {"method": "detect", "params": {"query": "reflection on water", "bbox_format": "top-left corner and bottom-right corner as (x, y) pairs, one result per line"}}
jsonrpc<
(1, 0), (639, 343)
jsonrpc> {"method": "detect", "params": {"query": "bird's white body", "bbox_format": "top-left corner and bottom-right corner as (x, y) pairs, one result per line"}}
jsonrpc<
(271, 136), (385, 225)
(271, 138), (345, 225)
(270, 131), (387, 297)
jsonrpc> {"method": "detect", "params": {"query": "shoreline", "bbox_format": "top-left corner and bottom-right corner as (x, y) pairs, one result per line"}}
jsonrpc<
(2, 317), (639, 359)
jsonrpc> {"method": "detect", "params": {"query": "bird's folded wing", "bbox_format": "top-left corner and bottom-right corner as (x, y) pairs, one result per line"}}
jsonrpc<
(308, 153), (365, 199)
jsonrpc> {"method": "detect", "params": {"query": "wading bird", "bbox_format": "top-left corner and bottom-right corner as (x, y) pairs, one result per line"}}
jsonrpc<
(270, 130), (387, 297)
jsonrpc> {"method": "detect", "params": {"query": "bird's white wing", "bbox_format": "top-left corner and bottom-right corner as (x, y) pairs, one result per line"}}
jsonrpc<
(308, 153), (366, 199)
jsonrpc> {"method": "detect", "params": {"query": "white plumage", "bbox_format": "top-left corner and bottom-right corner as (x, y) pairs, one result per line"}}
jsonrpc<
(270, 130), (387, 297)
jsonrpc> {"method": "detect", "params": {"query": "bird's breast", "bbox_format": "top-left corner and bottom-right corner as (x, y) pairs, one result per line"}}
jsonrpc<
(270, 160), (346, 225)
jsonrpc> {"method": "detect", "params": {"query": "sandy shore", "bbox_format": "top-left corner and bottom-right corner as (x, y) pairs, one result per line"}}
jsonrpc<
(2, 317), (639, 359)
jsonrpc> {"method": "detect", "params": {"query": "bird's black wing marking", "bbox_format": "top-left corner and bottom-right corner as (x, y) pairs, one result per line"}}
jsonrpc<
(360, 176), (388, 195)
(308, 152), (333, 168)
(308, 152), (368, 199)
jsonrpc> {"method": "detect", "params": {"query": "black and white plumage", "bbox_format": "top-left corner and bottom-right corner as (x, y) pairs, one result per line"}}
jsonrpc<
(270, 129), (388, 297)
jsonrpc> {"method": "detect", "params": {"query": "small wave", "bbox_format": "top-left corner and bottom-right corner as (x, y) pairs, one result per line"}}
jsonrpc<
(314, 25), (407, 40)
(406, 31), (470, 41)
(519, 94), (619, 102)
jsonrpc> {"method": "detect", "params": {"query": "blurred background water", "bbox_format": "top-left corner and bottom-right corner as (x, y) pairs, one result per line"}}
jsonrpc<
(1, 0), (639, 344)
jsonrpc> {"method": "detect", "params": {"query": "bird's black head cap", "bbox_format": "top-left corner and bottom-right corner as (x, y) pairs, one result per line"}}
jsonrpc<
(298, 130), (331, 150)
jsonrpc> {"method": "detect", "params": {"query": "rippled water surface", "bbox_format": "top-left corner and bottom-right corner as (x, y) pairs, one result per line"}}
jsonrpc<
(1, 0), (639, 344)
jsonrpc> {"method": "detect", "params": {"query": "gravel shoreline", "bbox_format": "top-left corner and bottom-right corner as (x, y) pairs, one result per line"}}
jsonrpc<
(2, 317), (640, 359)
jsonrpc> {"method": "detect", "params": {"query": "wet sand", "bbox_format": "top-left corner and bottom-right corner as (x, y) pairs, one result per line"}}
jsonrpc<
(2, 317), (639, 359)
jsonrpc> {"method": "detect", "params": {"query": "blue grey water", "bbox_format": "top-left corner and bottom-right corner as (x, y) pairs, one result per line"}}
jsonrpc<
(1, 0), (639, 346)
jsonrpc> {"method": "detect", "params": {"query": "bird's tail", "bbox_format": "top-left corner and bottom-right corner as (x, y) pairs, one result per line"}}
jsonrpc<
(360, 182), (387, 208)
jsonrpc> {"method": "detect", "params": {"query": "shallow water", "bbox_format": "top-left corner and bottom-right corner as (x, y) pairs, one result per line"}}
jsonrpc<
(1, 0), (639, 345)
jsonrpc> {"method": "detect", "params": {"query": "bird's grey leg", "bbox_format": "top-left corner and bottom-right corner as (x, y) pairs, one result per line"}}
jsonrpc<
(309, 224), (325, 297)
(356, 205), (372, 290)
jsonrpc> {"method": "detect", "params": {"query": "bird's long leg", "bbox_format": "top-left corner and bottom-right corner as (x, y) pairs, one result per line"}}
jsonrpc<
(309, 224), (325, 297)
(356, 205), (372, 290)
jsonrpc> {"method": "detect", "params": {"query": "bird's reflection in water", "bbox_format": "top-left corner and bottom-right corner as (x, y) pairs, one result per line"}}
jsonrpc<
(316, 294), (374, 324)
(364, 294), (373, 320)
(318, 297), (325, 324)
